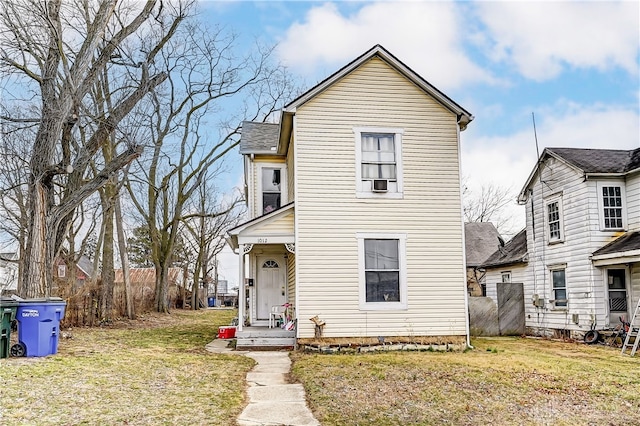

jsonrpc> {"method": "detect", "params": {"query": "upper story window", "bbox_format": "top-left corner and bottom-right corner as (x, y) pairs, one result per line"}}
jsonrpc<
(58, 264), (66, 278)
(597, 182), (626, 231)
(602, 186), (623, 229)
(546, 196), (564, 243)
(354, 127), (403, 199)
(357, 233), (407, 310)
(262, 167), (281, 214)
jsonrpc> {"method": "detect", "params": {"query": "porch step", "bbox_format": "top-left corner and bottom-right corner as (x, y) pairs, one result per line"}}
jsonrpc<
(236, 337), (296, 350)
(236, 329), (295, 339)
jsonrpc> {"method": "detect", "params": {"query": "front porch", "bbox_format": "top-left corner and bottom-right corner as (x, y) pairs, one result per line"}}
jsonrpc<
(235, 326), (296, 350)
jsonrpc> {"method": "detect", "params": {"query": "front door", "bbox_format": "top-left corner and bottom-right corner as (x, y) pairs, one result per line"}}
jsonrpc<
(257, 256), (286, 320)
(607, 269), (628, 326)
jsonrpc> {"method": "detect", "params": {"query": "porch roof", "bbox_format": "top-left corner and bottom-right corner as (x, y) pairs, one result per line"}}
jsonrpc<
(227, 202), (295, 250)
(592, 231), (640, 266)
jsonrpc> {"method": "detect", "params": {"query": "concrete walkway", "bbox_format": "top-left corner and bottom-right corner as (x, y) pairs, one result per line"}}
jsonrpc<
(205, 339), (320, 426)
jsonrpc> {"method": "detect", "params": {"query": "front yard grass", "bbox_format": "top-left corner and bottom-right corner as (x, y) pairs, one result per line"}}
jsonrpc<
(291, 337), (640, 425)
(0, 309), (252, 425)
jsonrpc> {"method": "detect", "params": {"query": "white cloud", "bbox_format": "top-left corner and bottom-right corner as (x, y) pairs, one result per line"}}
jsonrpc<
(462, 102), (639, 234)
(476, 1), (640, 81)
(277, 2), (497, 91)
(463, 102), (640, 195)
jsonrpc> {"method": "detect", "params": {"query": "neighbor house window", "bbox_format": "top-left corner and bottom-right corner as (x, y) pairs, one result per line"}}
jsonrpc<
(58, 265), (66, 278)
(357, 233), (407, 310)
(261, 167), (282, 214)
(545, 196), (564, 243)
(551, 268), (567, 308)
(354, 127), (403, 198)
(601, 185), (623, 229)
(501, 272), (511, 283)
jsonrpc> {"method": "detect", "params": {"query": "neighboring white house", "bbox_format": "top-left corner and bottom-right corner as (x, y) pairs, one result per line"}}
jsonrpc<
(489, 147), (640, 338)
(228, 45), (474, 345)
(0, 252), (18, 295)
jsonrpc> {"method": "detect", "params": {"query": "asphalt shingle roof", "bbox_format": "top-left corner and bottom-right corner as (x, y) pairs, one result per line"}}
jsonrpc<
(548, 148), (640, 174)
(240, 121), (280, 154)
(593, 231), (640, 257)
(465, 222), (502, 267)
(481, 229), (528, 269)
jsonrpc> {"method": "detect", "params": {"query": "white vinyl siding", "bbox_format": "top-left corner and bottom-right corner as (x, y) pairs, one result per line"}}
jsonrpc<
(520, 157), (636, 333)
(293, 57), (466, 338)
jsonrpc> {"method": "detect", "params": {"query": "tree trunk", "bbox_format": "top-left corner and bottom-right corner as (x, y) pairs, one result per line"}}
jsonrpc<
(100, 183), (115, 322)
(115, 192), (134, 319)
(154, 262), (170, 313)
(22, 181), (51, 298)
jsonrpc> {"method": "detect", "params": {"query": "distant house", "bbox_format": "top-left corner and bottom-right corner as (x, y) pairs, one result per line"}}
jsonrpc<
(228, 45), (474, 346)
(496, 147), (640, 338)
(464, 223), (502, 296)
(481, 229), (528, 304)
(0, 252), (19, 295)
(53, 254), (94, 292)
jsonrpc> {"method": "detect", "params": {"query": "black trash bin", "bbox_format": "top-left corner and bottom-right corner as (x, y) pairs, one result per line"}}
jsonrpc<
(0, 297), (19, 358)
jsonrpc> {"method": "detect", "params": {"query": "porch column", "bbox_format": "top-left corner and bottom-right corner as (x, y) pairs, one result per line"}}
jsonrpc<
(238, 244), (245, 332)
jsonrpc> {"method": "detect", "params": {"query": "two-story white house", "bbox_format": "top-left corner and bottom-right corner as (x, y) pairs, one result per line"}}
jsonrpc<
(484, 147), (640, 338)
(228, 45), (474, 348)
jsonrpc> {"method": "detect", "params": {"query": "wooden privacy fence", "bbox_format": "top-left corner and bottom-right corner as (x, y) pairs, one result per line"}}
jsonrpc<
(57, 267), (184, 327)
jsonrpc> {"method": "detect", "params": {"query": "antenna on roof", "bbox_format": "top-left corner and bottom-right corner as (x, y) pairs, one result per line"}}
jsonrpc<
(532, 112), (541, 160)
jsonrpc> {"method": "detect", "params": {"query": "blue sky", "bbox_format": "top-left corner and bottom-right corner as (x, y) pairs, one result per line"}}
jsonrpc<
(204, 0), (639, 283)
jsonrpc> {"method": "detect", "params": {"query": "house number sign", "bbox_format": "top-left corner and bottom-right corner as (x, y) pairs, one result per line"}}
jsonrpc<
(257, 238), (268, 243)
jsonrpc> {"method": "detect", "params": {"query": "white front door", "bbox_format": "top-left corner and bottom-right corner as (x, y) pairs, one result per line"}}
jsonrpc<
(257, 256), (286, 320)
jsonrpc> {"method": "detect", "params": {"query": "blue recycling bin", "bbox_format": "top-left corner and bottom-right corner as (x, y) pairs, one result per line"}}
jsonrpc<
(14, 298), (66, 357)
(207, 297), (215, 307)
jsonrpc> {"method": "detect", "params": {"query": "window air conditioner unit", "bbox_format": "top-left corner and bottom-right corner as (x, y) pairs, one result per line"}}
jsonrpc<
(372, 179), (388, 192)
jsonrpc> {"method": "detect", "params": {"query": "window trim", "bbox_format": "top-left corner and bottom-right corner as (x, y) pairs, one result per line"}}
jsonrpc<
(357, 232), (407, 311)
(257, 163), (287, 216)
(545, 195), (564, 244)
(596, 181), (626, 231)
(354, 127), (404, 199)
(549, 265), (567, 310)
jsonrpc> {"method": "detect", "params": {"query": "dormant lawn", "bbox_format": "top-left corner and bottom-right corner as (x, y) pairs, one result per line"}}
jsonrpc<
(1, 309), (638, 425)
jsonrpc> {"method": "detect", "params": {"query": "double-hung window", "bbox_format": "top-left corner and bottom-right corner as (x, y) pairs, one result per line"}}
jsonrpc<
(358, 233), (407, 310)
(551, 267), (567, 308)
(354, 127), (403, 198)
(545, 195), (564, 243)
(261, 167), (283, 215)
(601, 185), (624, 229)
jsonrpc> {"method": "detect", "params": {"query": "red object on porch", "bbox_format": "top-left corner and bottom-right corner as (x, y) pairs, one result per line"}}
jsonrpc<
(218, 326), (236, 339)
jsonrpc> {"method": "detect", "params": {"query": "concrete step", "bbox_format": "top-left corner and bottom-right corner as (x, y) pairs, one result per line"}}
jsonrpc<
(236, 337), (296, 350)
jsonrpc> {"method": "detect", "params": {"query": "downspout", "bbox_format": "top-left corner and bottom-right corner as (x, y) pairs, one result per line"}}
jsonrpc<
(456, 118), (473, 349)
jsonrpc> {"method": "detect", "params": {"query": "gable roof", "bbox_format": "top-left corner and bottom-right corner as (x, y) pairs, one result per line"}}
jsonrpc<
(464, 222), (502, 267)
(518, 147), (640, 202)
(278, 44), (474, 154)
(481, 229), (528, 269)
(547, 148), (640, 174)
(240, 121), (280, 155)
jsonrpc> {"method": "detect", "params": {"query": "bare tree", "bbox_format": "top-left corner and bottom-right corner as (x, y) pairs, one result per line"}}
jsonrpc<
(462, 180), (518, 237)
(0, 0), (190, 297)
(125, 20), (296, 313)
(181, 175), (244, 310)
